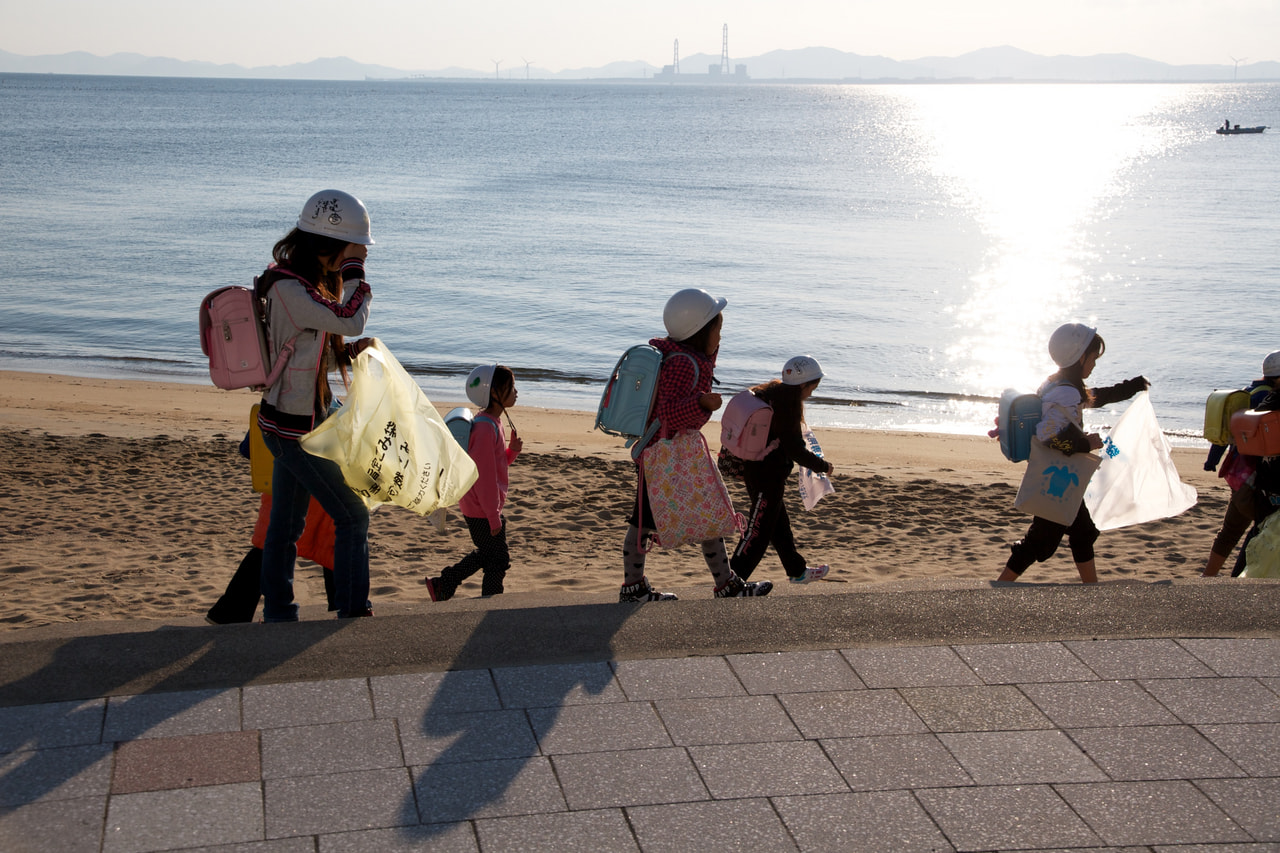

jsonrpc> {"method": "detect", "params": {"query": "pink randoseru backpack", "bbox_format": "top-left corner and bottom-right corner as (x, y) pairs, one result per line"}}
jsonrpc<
(199, 282), (294, 391)
(720, 389), (779, 461)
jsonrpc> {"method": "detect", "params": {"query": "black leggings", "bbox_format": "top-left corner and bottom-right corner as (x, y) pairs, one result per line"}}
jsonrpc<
(1006, 503), (1099, 575)
(730, 469), (807, 581)
(440, 516), (510, 597)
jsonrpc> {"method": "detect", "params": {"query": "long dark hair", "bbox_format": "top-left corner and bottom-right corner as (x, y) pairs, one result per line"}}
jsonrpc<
(751, 379), (809, 429)
(489, 365), (514, 406)
(267, 227), (349, 298)
(1052, 332), (1106, 400)
(262, 227), (354, 400)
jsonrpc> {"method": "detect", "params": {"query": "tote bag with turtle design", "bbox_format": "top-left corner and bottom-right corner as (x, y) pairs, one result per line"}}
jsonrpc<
(1014, 439), (1101, 526)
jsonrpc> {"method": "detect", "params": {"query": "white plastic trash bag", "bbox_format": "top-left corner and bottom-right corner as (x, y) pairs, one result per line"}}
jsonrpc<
(300, 339), (478, 516)
(798, 427), (835, 511)
(1083, 391), (1196, 531)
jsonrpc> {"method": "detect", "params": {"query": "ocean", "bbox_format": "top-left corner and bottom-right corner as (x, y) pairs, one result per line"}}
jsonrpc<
(1, 74), (1276, 443)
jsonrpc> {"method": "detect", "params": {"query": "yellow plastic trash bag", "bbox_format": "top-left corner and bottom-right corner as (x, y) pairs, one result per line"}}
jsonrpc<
(1244, 512), (1280, 578)
(300, 339), (478, 516)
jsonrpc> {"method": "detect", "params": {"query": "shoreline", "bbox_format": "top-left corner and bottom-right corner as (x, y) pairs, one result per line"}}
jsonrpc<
(5, 370), (1215, 484)
(0, 371), (1232, 630)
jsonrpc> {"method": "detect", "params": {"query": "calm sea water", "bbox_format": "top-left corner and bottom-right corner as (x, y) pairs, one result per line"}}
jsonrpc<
(1, 74), (1277, 442)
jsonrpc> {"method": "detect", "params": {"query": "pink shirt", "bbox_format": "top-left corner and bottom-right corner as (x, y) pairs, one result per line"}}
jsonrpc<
(458, 413), (519, 529)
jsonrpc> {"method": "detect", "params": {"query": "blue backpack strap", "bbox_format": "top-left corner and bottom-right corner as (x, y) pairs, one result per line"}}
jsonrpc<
(472, 413), (503, 441)
(630, 351), (701, 460)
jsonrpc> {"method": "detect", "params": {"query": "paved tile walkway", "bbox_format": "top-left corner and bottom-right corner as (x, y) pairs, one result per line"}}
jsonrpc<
(1, 636), (1279, 851)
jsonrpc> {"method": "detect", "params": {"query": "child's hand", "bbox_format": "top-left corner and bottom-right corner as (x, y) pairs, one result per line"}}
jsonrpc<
(339, 243), (368, 263)
(1087, 432), (1105, 451)
(699, 392), (722, 412)
(509, 427), (523, 454)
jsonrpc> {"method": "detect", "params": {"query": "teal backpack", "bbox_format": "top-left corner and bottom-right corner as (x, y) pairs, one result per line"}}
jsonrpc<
(998, 389), (1045, 463)
(595, 345), (697, 460)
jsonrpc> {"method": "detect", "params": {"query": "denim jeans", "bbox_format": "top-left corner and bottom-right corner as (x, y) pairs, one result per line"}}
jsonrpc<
(261, 431), (370, 621)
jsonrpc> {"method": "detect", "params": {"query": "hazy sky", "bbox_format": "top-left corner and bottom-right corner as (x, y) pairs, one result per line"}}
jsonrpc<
(4, 0), (1277, 71)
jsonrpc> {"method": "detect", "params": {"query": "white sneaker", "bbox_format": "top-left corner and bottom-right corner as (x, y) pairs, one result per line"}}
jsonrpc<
(789, 565), (830, 584)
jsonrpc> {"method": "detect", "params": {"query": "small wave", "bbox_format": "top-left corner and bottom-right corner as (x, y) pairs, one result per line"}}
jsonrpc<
(397, 360), (600, 385)
(0, 349), (188, 367)
(808, 394), (905, 410)
(808, 388), (1001, 410)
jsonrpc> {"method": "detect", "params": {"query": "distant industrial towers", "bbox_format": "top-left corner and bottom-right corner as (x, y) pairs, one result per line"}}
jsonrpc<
(655, 24), (747, 81)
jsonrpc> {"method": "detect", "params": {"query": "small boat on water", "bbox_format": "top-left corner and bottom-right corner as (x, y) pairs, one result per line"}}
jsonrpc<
(1216, 124), (1267, 135)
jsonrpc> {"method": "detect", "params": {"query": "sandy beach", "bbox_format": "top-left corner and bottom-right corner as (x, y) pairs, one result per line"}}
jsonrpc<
(0, 370), (1231, 630)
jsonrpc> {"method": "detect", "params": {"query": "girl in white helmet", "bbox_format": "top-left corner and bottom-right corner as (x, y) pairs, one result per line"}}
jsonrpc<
(729, 356), (835, 584)
(425, 365), (523, 600)
(620, 288), (773, 601)
(257, 190), (376, 621)
(999, 323), (1148, 583)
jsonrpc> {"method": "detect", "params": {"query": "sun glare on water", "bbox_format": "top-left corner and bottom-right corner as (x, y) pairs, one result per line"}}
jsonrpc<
(885, 84), (1187, 395)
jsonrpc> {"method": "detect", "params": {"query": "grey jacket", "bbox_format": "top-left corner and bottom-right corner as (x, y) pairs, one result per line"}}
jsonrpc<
(259, 269), (371, 419)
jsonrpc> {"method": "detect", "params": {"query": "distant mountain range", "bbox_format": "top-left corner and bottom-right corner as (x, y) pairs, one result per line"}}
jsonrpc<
(2, 45), (1278, 83)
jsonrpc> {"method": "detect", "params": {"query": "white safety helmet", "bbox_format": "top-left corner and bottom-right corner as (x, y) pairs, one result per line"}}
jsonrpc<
(663, 288), (727, 342)
(1263, 350), (1280, 378)
(465, 364), (497, 407)
(1048, 323), (1097, 368)
(296, 189), (374, 245)
(782, 355), (825, 386)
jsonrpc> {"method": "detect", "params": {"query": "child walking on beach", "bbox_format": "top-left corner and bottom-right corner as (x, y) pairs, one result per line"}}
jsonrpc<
(425, 365), (522, 600)
(1201, 350), (1279, 577)
(730, 356), (835, 584)
(620, 288), (772, 602)
(257, 190), (375, 621)
(999, 323), (1148, 583)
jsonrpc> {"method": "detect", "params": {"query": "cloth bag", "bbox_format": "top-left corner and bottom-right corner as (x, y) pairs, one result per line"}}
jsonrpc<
(798, 427), (835, 511)
(300, 339), (478, 516)
(1243, 512), (1280, 578)
(247, 404), (274, 494)
(1083, 392), (1197, 531)
(640, 429), (743, 549)
(251, 494), (335, 569)
(1015, 440), (1101, 526)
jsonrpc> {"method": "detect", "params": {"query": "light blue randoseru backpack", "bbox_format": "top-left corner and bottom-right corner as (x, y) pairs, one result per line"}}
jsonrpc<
(595, 345), (697, 461)
(443, 407), (500, 451)
(998, 389), (1045, 463)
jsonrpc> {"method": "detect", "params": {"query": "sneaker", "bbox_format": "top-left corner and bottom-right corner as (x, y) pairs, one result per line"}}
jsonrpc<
(619, 577), (679, 603)
(424, 576), (448, 602)
(715, 576), (774, 598)
(789, 565), (830, 584)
